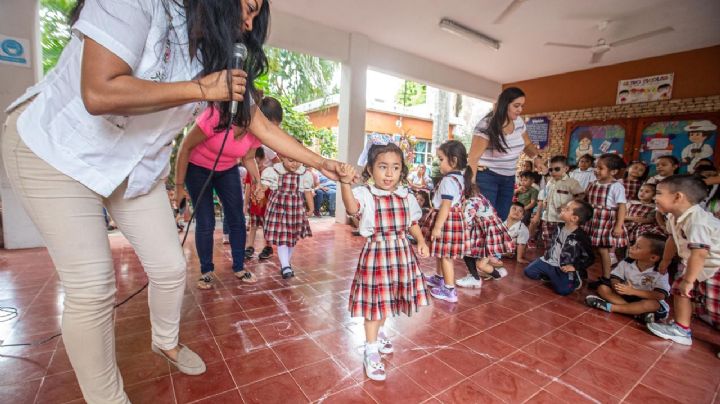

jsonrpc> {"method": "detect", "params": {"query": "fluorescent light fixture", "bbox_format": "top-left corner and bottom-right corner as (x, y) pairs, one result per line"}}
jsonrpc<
(439, 18), (500, 51)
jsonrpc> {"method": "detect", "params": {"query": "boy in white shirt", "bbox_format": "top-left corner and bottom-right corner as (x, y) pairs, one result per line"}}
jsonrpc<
(570, 154), (597, 191)
(647, 175), (720, 346)
(505, 202), (530, 264)
(585, 233), (670, 323)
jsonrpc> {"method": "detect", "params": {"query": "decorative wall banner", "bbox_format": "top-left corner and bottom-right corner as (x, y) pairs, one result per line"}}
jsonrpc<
(639, 119), (718, 174)
(0, 34), (31, 68)
(567, 124), (627, 166)
(526, 116), (550, 149)
(616, 73), (673, 104)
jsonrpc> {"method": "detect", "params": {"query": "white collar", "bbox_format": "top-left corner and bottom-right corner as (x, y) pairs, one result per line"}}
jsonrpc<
(273, 163), (306, 175)
(674, 204), (704, 226)
(368, 185), (409, 197)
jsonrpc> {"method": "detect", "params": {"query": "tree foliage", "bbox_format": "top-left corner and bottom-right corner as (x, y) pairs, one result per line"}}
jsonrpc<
(395, 80), (426, 106)
(40, 0), (76, 74)
(263, 47), (338, 106)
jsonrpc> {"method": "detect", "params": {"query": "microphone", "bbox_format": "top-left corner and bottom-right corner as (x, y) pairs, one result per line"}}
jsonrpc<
(230, 42), (248, 115)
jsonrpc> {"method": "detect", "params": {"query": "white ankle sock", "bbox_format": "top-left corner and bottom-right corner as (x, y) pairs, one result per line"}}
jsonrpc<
(365, 341), (379, 354)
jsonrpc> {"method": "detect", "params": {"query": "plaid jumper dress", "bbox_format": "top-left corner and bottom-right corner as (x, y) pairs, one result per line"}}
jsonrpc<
(464, 195), (515, 258)
(623, 178), (641, 201)
(263, 169), (312, 247)
(348, 188), (430, 320)
(586, 181), (628, 247)
(420, 176), (468, 258)
(624, 201), (656, 244)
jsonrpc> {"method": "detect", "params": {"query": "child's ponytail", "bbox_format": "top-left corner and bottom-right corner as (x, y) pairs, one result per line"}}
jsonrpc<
(463, 166), (475, 198)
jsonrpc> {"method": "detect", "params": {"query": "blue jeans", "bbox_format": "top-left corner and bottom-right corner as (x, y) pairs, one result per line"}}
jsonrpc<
(185, 163), (246, 274)
(313, 188), (336, 215)
(523, 259), (577, 296)
(475, 169), (515, 220)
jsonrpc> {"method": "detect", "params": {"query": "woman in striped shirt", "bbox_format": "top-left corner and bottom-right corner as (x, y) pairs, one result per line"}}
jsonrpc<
(468, 87), (540, 220)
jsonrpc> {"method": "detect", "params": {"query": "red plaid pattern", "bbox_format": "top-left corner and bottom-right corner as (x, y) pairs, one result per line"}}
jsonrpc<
(349, 190), (430, 320)
(541, 221), (560, 242)
(587, 181), (628, 247)
(420, 208), (468, 259)
(263, 170), (312, 247)
(248, 213), (264, 228)
(672, 269), (720, 324)
(623, 179), (641, 201)
(624, 202), (655, 245)
(464, 197), (514, 258)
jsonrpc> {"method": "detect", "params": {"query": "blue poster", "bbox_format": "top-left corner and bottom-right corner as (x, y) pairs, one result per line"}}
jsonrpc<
(567, 125), (626, 166)
(526, 116), (549, 150)
(639, 120), (718, 175)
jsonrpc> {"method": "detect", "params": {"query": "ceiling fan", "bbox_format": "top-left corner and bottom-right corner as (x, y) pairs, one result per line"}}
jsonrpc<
(545, 26), (674, 64)
(493, 0), (528, 24)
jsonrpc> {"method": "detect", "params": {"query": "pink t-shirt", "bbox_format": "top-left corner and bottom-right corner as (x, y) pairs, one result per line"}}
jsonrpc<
(188, 107), (262, 171)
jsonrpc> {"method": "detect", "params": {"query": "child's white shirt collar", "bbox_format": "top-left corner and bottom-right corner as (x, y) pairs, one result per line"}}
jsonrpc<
(368, 185), (409, 198)
(272, 163), (306, 175)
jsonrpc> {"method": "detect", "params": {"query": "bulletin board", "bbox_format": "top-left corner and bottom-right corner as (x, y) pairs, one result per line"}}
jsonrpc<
(564, 119), (635, 166)
(633, 113), (720, 175)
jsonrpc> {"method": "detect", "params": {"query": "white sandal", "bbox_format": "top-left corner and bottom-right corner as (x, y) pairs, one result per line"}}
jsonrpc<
(363, 351), (386, 381)
(378, 331), (394, 354)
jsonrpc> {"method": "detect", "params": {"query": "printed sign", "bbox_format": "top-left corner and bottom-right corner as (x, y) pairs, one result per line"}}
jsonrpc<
(0, 34), (31, 68)
(617, 73), (673, 104)
(526, 116), (550, 149)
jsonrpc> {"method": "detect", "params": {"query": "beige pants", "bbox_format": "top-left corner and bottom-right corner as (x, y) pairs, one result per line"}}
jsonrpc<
(2, 103), (187, 404)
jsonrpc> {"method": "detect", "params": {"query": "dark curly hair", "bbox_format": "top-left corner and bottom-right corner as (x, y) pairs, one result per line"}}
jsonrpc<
(362, 143), (409, 183)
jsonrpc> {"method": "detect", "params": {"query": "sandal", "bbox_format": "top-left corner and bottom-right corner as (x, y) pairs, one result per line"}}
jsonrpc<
(196, 273), (214, 289)
(363, 351), (386, 381)
(378, 331), (394, 354)
(234, 270), (257, 283)
(152, 344), (206, 375)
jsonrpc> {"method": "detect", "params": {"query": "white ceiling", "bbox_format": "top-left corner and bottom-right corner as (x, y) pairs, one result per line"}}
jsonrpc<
(270, 0), (720, 83)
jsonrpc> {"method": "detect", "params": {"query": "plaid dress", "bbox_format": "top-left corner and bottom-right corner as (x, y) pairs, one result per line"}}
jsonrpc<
(349, 189), (430, 320)
(623, 179), (642, 201)
(420, 176), (468, 258)
(624, 201), (655, 244)
(586, 181), (628, 247)
(464, 195), (514, 258)
(263, 169), (312, 247)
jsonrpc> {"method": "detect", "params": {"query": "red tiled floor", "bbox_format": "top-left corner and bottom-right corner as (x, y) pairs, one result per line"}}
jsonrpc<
(2, 218), (720, 403)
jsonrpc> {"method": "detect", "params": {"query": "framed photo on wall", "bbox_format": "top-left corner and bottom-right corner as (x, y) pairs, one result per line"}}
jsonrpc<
(633, 113), (720, 175)
(564, 119), (635, 166)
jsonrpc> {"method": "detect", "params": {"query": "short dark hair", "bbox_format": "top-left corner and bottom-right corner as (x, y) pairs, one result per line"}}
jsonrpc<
(637, 233), (667, 258)
(570, 200), (593, 225)
(550, 155), (568, 166)
(260, 97), (284, 123)
(656, 155), (680, 173)
(512, 201), (525, 209)
(578, 154), (595, 164)
(254, 146), (265, 160)
(658, 174), (708, 204)
(520, 171), (537, 183)
(362, 143), (409, 183)
(597, 153), (626, 171)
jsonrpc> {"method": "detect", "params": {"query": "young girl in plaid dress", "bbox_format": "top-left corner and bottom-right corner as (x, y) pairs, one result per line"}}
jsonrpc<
(586, 153), (628, 287)
(623, 161), (648, 201)
(261, 152), (314, 279)
(339, 142), (430, 382)
(421, 140), (471, 303)
(457, 188), (514, 288)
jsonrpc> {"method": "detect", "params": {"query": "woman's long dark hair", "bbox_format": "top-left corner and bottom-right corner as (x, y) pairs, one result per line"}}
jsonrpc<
(69, 0), (269, 130)
(478, 87), (525, 154)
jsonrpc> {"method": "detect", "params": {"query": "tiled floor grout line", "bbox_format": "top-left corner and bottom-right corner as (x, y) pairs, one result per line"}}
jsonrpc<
(619, 338), (672, 403)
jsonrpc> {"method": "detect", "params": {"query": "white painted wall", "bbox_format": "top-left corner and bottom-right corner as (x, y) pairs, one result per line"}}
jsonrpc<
(0, 0), (44, 249)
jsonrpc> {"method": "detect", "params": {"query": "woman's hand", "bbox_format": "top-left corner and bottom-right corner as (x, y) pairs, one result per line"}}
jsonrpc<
(174, 184), (186, 208)
(197, 69), (247, 102)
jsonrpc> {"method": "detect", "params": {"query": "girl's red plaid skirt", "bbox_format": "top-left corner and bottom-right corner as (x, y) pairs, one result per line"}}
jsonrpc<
(263, 191), (312, 247)
(466, 216), (514, 258)
(348, 233), (430, 320)
(588, 207), (627, 247)
(420, 207), (468, 258)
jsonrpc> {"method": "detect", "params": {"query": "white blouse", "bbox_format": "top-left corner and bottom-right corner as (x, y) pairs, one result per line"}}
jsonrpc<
(352, 186), (422, 237)
(6, 0), (204, 198)
(261, 163), (314, 191)
(432, 173), (465, 208)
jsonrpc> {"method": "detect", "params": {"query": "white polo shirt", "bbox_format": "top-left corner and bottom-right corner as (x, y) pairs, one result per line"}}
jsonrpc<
(6, 0), (204, 198)
(666, 205), (720, 282)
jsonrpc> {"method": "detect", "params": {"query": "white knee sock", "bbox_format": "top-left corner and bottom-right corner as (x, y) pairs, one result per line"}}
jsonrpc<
(278, 245), (291, 268)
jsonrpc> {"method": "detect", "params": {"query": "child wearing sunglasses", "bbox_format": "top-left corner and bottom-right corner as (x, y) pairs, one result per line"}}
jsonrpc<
(531, 155), (585, 246)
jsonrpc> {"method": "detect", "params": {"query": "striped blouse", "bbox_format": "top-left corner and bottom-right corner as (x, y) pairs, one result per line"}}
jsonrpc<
(474, 116), (527, 177)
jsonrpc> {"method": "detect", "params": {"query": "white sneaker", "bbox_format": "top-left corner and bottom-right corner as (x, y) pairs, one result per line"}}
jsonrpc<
(456, 275), (482, 288)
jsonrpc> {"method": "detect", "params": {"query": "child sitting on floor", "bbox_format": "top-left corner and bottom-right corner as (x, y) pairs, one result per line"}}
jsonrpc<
(524, 200), (595, 296)
(585, 233), (670, 324)
(647, 175), (720, 347)
(505, 202), (530, 264)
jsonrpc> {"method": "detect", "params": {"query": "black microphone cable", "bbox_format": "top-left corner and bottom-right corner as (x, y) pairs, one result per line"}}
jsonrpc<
(0, 64), (242, 349)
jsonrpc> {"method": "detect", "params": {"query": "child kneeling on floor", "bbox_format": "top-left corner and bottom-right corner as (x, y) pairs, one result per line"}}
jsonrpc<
(524, 200), (595, 295)
(647, 175), (720, 346)
(585, 233), (670, 323)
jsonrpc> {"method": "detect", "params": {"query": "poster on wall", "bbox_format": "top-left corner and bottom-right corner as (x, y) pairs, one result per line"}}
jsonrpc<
(616, 73), (673, 104)
(639, 119), (718, 174)
(0, 34), (31, 68)
(567, 124), (626, 166)
(526, 116), (550, 149)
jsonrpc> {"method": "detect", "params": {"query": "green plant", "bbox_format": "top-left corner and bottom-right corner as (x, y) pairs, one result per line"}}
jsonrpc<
(40, 0), (76, 74)
(395, 80), (426, 107)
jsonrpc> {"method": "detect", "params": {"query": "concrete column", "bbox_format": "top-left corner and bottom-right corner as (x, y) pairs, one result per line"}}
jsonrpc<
(334, 33), (368, 223)
(0, 0), (44, 249)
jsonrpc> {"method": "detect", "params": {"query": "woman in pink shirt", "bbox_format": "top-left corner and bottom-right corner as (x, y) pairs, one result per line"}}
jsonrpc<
(175, 99), (283, 289)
